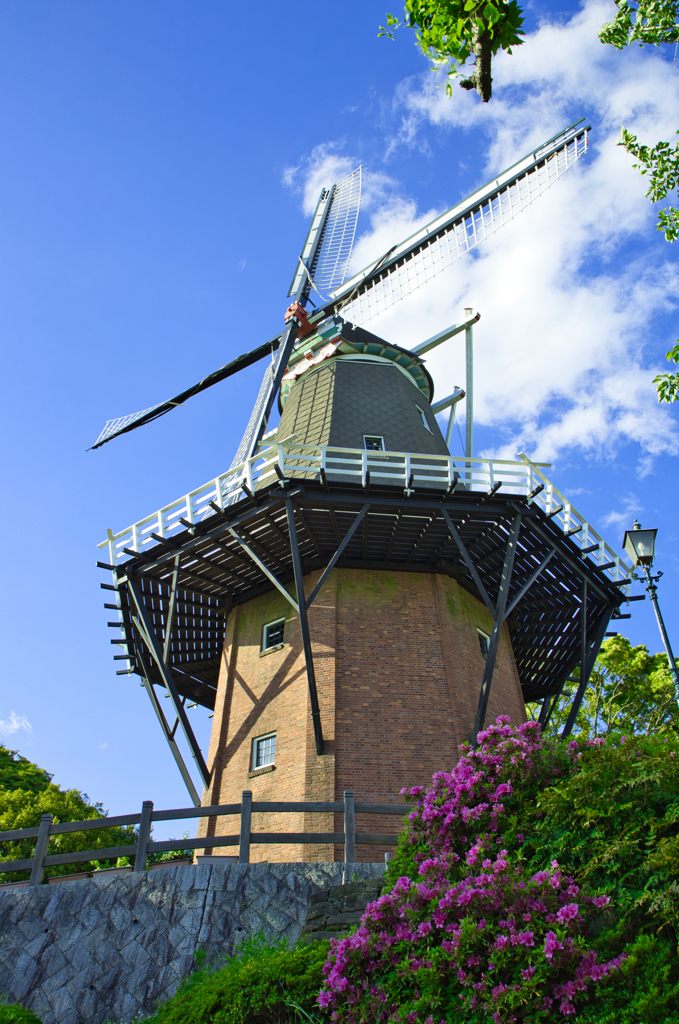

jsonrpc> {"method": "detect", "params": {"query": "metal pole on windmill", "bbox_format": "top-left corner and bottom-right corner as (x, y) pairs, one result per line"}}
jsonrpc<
(464, 307), (474, 487)
(464, 307), (473, 458)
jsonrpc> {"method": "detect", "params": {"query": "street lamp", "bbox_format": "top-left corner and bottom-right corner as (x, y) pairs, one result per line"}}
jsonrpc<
(622, 520), (679, 699)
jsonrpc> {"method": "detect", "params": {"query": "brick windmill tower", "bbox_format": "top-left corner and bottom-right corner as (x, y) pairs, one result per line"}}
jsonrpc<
(96, 121), (635, 862)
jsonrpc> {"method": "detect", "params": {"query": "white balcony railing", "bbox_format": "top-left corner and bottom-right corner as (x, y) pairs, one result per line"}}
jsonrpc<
(98, 441), (633, 593)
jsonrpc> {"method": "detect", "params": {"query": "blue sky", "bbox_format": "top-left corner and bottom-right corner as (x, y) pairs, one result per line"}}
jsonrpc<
(1, 1), (677, 831)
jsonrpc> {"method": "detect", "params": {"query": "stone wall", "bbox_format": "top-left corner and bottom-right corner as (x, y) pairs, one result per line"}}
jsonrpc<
(299, 879), (385, 942)
(0, 861), (383, 1024)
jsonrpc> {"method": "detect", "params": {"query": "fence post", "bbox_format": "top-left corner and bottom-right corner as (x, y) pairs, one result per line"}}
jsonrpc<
(134, 800), (154, 873)
(344, 791), (356, 865)
(29, 814), (54, 887)
(239, 791), (252, 864)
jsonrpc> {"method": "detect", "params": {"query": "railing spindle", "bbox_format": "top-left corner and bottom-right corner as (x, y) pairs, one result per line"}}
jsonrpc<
(29, 814), (53, 887)
(134, 801), (154, 873)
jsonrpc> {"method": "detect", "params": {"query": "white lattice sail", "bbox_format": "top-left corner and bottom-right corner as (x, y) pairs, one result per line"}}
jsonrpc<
(333, 126), (588, 326)
(228, 360), (275, 471)
(94, 403), (167, 447)
(309, 166), (362, 292)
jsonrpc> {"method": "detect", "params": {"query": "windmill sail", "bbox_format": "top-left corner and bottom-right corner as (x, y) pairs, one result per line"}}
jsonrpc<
(90, 336), (281, 449)
(228, 166), (364, 468)
(91, 123), (588, 452)
(288, 166), (362, 297)
(228, 360), (275, 470)
(331, 120), (589, 326)
(308, 166), (362, 292)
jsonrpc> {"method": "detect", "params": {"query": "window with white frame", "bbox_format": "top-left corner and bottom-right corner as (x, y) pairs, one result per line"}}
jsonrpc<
(477, 630), (490, 660)
(263, 618), (285, 650)
(364, 435), (385, 451)
(417, 406), (433, 433)
(252, 732), (276, 769)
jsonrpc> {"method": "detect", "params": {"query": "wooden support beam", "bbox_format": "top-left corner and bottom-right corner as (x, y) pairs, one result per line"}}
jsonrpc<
(228, 528), (299, 612)
(132, 641), (201, 805)
(151, 532), (241, 585)
(292, 501), (324, 559)
(163, 556), (180, 666)
(305, 504), (370, 609)
(285, 496), (324, 755)
(441, 509), (495, 618)
(503, 548), (557, 620)
(561, 600), (613, 738)
(238, 524), (288, 574)
(471, 514), (522, 745)
(128, 578), (211, 789)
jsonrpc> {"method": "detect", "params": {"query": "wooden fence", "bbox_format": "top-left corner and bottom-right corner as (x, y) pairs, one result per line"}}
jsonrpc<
(0, 790), (409, 887)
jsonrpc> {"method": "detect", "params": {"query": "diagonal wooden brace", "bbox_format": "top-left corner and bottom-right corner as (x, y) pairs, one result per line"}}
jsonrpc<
(128, 577), (211, 789)
(285, 497), (324, 756)
(471, 514), (522, 745)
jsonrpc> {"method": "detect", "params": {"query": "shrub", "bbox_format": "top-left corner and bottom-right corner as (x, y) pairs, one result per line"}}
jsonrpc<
(145, 933), (330, 1024)
(321, 719), (628, 1022)
(0, 999), (42, 1024)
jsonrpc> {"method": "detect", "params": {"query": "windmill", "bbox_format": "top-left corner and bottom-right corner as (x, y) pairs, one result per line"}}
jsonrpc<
(92, 119), (590, 465)
(96, 118), (638, 826)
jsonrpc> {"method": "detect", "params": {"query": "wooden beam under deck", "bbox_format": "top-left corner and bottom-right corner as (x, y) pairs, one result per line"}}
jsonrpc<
(102, 480), (628, 706)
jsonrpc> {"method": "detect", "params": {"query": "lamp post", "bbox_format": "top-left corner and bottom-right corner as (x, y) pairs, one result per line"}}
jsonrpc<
(622, 520), (679, 701)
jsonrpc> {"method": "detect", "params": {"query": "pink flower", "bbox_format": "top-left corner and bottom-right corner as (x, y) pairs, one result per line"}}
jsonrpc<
(556, 903), (580, 924)
(544, 931), (564, 959)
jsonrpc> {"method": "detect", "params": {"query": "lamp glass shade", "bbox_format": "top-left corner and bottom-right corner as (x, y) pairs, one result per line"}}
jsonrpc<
(623, 527), (657, 566)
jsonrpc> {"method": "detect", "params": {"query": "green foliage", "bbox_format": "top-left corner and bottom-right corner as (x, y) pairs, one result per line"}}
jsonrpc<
(619, 127), (679, 242)
(528, 735), (679, 1018)
(654, 342), (679, 404)
(379, 0), (524, 101)
(527, 635), (677, 740)
(526, 734), (679, 933)
(597, 4), (679, 402)
(575, 932), (679, 1023)
(0, 748), (52, 796)
(142, 933), (330, 1024)
(0, 744), (137, 883)
(599, 0), (679, 48)
(0, 998), (42, 1024)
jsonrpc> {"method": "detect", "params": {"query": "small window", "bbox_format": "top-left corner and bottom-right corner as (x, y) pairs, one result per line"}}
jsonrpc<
(364, 436), (385, 451)
(253, 732), (276, 769)
(263, 618), (285, 650)
(417, 406), (433, 433)
(477, 630), (490, 660)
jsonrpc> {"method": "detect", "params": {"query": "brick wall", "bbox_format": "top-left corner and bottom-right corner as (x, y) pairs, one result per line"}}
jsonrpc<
(200, 568), (525, 862)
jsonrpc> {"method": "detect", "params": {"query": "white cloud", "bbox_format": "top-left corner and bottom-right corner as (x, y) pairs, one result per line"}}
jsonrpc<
(0, 711), (33, 737)
(283, 142), (395, 218)
(601, 493), (644, 528)
(340, 1), (679, 469)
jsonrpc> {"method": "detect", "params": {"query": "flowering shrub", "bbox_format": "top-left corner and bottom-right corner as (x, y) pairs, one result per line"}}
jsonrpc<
(320, 718), (624, 1022)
